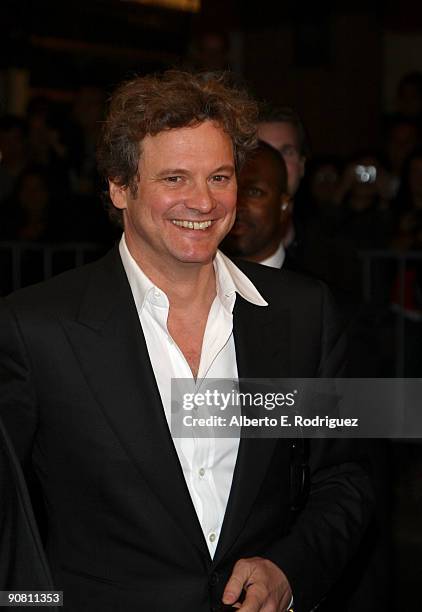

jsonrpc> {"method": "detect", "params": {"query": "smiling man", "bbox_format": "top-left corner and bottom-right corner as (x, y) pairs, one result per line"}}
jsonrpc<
(0, 72), (372, 612)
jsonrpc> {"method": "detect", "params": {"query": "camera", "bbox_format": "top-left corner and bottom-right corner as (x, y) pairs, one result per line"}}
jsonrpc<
(355, 165), (377, 184)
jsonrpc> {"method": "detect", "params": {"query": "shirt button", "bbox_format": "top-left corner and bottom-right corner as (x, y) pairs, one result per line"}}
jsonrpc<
(199, 467), (205, 478)
(209, 532), (216, 543)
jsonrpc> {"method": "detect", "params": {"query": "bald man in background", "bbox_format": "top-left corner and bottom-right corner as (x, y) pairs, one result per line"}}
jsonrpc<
(257, 106), (309, 255)
(228, 120), (390, 612)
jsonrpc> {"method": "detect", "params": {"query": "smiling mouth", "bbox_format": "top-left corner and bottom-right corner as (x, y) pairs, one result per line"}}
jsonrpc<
(171, 220), (213, 230)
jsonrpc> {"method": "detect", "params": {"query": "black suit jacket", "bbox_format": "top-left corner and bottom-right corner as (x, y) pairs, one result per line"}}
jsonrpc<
(0, 416), (58, 609)
(0, 247), (372, 612)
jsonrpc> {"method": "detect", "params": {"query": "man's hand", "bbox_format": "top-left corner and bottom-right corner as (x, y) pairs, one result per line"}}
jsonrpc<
(222, 556), (292, 611)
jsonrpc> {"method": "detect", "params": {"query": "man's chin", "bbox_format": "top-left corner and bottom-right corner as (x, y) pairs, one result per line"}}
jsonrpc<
(171, 250), (217, 266)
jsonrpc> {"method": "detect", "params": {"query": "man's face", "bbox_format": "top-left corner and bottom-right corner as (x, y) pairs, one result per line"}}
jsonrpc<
(110, 121), (237, 273)
(222, 148), (289, 263)
(257, 121), (305, 196)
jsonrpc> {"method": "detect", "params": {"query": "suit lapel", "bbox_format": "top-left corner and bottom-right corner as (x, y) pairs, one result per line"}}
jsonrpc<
(61, 249), (209, 561)
(214, 294), (291, 566)
(233, 293), (291, 378)
(61, 250), (293, 566)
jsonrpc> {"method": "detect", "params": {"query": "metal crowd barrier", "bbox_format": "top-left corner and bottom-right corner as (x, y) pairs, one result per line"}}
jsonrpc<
(359, 250), (422, 377)
(0, 241), (107, 295)
(1, 242), (421, 377)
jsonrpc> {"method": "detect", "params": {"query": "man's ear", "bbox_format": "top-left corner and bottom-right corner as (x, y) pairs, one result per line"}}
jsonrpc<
(280, 194), (292, 221)
(109, 180), (128, 211)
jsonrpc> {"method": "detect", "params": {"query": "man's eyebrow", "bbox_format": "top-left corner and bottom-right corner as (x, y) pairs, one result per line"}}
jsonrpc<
(211, 164), (236, 173)
(155, 168), (190, 177)
(155, 164), (235, 177)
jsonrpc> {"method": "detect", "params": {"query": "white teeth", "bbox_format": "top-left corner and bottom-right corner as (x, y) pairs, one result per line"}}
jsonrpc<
(172, 220), (212, 230)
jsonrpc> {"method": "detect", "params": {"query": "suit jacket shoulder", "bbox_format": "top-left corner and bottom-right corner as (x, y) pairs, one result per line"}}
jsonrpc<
(235, 257), (326, 298)
(3, 247), (126, 322)
(232, 258), (347, 379)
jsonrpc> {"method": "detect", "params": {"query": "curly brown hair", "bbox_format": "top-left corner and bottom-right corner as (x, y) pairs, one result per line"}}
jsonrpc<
(97, 70), (258, 226)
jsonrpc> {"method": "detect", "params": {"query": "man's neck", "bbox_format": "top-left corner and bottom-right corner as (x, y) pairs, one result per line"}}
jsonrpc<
(166, 267), (216, 313)
(124, 237), (217, 311)
(259, 242), (285, 269)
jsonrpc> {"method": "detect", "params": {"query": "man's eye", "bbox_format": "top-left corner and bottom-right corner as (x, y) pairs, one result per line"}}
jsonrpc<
(211, 175), (230, 183)
(245, 187), (264, 197)
(164, 176), (182, 183)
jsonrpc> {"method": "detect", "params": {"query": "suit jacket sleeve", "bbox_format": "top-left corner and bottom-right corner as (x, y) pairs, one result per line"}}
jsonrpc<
(0, 417), (57, 595)
(263, 283), (374, 612)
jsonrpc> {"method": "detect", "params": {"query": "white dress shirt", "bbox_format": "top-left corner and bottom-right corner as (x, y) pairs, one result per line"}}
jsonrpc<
(260, 241), (285, 269)
(119, 235), (267, 557)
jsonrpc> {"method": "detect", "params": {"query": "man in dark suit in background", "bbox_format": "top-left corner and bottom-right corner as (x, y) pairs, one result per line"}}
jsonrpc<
(257, 105), (309, 264)
(0, 71), (372, 612)
(222, 140), (290, 267)
(222, 133), (391, 612)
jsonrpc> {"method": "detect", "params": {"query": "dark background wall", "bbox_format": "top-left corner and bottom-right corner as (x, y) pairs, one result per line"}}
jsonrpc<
(1, 1), (421, 157)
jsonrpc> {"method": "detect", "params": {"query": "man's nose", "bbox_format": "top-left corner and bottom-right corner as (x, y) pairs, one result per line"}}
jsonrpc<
(187, 181), (216, 213)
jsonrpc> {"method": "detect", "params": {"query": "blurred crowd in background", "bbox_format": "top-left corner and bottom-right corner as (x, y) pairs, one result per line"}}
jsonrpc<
(1, 5), (422, 607)
(0, 70), (420, 241)
(1, 67), (422, 377)
(0, 87), (115, 245)
(1, 71), (422, 254)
